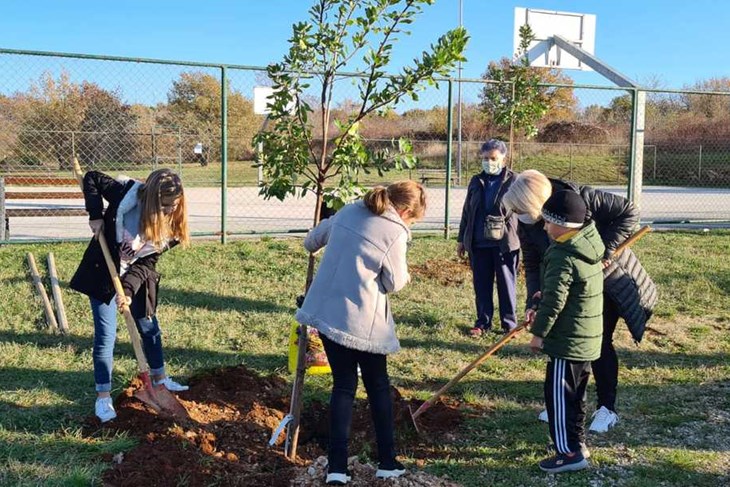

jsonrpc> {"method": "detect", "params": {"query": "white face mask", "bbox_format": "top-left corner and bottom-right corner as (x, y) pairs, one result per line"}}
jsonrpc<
(482, 159), (503, 175)
(517, 213), (540, 224)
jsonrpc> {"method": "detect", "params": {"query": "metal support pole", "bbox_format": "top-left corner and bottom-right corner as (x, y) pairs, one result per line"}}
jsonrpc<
(569, 143), (573, 180)
(151, 126), (157, 170)
(653, 145), (657, 180)
(628, 89), (646, 206)
(698, 144), (703, 179)
(177, 127), (182, 175)
(221, 67), (229, 244)
(456, 0), (463, 186)
(444, 80), (454, 239)
(0, 177), (5, 241)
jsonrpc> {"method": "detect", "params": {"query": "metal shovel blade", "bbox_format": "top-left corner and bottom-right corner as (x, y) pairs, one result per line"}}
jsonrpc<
(407, 404), (421, 434)
(133, 374), (190, 420)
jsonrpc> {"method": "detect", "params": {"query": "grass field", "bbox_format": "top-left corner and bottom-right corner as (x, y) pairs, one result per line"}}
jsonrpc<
(1, 231), (729, 486)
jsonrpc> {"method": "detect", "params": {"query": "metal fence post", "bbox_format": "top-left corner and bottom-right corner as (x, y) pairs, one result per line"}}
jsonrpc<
(151, 125), (157, 170)
(698, 144), (703, 179)
(220, 66), (228, 244)
(569, 143), (574, 180)
(0, 177), (5, 241)
(627, 89), (646, 206)
(177, 127), (182, 175)
(653, 145), (657, 181)
(444, 79), (453, 239)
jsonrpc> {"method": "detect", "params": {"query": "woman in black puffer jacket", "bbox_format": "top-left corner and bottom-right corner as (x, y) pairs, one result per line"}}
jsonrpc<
(503, 169), (657, 433)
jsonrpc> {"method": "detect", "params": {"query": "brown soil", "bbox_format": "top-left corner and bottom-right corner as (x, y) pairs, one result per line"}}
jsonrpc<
(87, 366), (467, 486)
(410, 258), (471, 287)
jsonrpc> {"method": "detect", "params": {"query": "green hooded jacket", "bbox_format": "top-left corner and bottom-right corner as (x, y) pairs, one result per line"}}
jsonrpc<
(531, 222), (605, 362)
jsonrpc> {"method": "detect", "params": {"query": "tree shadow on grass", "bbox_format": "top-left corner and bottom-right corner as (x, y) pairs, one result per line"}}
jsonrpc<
(160, 287), (292, 314)
(421, 454), (729, 487)
(399, 374), (730, 453)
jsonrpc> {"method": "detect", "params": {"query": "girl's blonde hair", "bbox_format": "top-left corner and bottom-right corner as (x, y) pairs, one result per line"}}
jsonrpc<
(138, 169), (190, 248)
(502, 169), (553, 220)
(363, 180), (427, 222)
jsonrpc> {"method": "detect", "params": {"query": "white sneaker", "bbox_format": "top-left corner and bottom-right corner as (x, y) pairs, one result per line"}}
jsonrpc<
(375, 460), (406, 479)
(325, 471), (351, 485)
(589, 406), (619, 433)
(95, 397), (117, 423)
(153, 376), (189, 392)
(538, 409), (549, 423)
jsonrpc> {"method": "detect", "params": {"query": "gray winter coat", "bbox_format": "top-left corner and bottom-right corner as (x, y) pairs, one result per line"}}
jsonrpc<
(295, 200), (411, 355)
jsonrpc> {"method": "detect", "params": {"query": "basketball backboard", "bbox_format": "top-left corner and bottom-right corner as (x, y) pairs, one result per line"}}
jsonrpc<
(254, 86), (297, 115)
(513, 7), (596, 71)
(254, 86), (275, 115)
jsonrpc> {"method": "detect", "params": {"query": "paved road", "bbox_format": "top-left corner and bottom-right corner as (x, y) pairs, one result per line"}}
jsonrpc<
(4, 185), (730, 240)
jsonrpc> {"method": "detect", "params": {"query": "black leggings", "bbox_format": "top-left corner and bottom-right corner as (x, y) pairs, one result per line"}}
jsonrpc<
(591, 296), (621, 411)
(320, 334), (396, 473)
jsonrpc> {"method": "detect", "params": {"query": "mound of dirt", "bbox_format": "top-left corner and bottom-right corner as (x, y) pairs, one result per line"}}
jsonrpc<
(537, 121), (609, 144)
(411, 258), (471, 286)
(86, 365), (467, 486)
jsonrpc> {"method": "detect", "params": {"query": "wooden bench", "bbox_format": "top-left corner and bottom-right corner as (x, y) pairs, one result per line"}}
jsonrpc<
(417, 168), (457, 186)
(0, 176), (85, 240)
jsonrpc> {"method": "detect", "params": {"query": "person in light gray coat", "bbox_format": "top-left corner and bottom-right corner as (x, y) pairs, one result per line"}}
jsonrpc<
(296, 180), (426, 484)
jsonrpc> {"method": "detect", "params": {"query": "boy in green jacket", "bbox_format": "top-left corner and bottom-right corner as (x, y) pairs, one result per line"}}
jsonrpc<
(528, 190), (605, 473)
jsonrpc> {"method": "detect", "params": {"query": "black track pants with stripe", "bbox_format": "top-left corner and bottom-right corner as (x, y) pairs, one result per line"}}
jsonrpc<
(544, 357), (591, 454)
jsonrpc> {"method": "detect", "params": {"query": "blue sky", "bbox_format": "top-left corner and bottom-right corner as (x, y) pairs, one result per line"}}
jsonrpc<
(0, 0), (727, 107)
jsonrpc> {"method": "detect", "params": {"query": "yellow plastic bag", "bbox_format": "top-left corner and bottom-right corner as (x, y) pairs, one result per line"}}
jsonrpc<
(288, 321), (331, 375)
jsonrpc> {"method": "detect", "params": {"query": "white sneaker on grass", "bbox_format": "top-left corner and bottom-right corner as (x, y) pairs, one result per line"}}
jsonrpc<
(95, 397), (117, 423)
(538, 409), (549, 423)
(376, 460), (406, 479)
(589, 406), (619, 433)
(153, 376), (189, 392)
(325, 471), (351, 485)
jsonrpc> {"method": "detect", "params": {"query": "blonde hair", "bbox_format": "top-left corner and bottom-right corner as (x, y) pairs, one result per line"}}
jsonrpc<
(138, 169), (190, 248)
(502, 169), (553, 220)
(363, 180), (427, 222)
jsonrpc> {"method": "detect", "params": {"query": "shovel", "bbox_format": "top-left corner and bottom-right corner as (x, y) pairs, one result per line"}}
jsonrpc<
(409, 225), (653, 431)
(74, 158), (188, 419)
(409, 322), (528, 432)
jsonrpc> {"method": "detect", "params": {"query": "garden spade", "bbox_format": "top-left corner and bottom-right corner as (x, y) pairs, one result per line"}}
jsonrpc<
(73, 158), (189, 420)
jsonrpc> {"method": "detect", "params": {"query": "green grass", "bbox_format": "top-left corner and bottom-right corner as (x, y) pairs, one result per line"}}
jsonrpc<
(1, 232), (729, 485)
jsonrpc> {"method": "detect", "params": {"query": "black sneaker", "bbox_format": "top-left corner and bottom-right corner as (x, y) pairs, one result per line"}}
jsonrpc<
(547, 442), (591, 459)
(325, 469), (352, 485)
(375, 459), (406, 479)
(538, 452), (588, 473)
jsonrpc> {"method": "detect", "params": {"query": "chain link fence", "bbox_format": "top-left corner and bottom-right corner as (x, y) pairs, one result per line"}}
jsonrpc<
(1, 48), (730, 242)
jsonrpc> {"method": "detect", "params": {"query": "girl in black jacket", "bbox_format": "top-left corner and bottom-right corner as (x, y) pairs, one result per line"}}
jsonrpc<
(70, 169), (190, 422)
(503, 169), (657, 434)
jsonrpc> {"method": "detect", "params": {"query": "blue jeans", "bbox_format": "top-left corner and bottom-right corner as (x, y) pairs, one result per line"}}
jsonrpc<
(90, 296), (165, 393)
(320, 334), (396, 473)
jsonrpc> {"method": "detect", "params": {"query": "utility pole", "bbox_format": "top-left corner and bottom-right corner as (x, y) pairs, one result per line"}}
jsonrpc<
(456, 0), (463, 185)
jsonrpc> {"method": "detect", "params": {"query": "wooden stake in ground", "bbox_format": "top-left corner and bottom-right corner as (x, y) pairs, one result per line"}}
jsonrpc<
(26, 252), (59, 331)
(47, 252), (69, 334)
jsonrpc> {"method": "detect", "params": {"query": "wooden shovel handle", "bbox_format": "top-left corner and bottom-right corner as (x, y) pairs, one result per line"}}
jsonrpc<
(73, 158), (150, 375)
(412, 322), (528, 420)
(612, 225), (651, 259)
